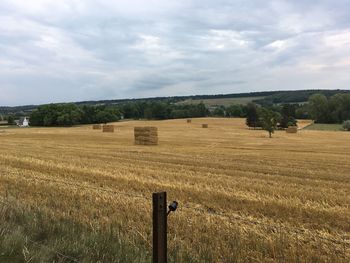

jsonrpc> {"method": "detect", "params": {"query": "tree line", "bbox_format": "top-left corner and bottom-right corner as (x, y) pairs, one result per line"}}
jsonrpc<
(244, 93), (350, 137)
(30, 104), (122, 126)
(308, 93), (350, 123)
(28, 102), (209, 126)
(5, 92), (349, 128)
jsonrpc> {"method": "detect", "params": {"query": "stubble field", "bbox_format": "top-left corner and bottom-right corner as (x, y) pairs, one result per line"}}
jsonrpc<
(0, 118), (349, 262)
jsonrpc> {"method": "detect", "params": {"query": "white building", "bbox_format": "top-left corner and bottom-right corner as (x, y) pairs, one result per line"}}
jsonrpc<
(16, 117), (30, 127)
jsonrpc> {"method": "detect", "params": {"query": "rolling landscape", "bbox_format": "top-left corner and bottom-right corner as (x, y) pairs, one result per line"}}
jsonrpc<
(0, 118), (349, 262)
(1, 1), (350, 262)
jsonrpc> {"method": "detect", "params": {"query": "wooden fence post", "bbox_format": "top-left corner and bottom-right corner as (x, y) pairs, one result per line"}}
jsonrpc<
(152, 192), (167, 263)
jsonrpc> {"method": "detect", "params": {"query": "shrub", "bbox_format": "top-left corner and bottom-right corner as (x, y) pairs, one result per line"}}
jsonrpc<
(342, 120), (350, 131)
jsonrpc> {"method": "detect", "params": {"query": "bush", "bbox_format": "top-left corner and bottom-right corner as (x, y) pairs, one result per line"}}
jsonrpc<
(342, 120), (350, 131)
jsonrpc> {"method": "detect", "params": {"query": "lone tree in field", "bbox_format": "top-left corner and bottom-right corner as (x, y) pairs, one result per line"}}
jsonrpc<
(343, 120), (350, 131)
(259, 108), (281, 138)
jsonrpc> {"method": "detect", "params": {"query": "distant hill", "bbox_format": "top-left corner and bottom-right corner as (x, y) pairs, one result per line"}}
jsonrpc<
(1, 89), (349, 116)
(252, 89), (350, 105)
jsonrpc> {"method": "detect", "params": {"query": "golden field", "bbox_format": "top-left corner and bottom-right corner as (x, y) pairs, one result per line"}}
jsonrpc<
(0, 118), (349, 262)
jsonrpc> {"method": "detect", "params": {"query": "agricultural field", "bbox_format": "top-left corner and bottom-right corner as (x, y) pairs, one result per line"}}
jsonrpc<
(0, 118), (349, 262)
(177, 96), (265, 106)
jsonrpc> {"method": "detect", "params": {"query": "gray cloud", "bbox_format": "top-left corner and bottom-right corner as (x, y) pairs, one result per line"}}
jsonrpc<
(0, 0), (350, 106)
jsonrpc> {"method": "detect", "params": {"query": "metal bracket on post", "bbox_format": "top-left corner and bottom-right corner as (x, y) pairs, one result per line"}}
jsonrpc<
(153, 192), (167, 263)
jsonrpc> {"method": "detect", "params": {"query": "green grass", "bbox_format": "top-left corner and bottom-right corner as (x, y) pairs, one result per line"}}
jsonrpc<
(304, 123), (346, 131)
(0, 125), (21, 129)
(177, 96), (265, 107)
(1, 197), (348, 263)
(0, 199), (151, 263)
(0, 198), (199, 263)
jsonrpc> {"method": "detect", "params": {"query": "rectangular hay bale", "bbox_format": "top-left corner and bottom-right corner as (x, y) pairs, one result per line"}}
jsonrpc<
(134, 126), (158, 145)
(202, 124), (208, 128)
(93, 124), (102, 130)
(286, 126), (298, 133)
(103, 125), (115, 132)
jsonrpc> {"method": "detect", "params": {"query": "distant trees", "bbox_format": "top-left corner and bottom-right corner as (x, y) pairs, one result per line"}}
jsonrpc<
(30, 104), (121, 126)
(134, 102), (209, 120)
(308, 94), (330, 123)
(279, 104), (297, 128)
(30, 101), (210, 126)
(212, 106), (225, 117)
(308, 93), (350, 123)
(7, 115), (15, 125)
(246, 103), (259, 129)
(226, 105), (244, 117)
(27, 92), (350, 128)
(30, 104), (82, 126)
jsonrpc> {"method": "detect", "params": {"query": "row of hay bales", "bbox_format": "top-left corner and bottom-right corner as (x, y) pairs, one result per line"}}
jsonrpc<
(92, 124), (158, 145)
(187, 119), (209, 128)
(93, 124), (115, 132)
(189, 118), (298, 132)
(92, 120), (297, 147)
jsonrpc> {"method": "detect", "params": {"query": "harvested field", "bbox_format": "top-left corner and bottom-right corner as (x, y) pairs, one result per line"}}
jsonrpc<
(0, 118), (349, 262)
(297, 119), (314, 129)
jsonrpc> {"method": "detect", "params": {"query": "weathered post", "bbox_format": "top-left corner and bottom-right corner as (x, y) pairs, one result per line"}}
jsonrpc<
(152, 192), (167, 263)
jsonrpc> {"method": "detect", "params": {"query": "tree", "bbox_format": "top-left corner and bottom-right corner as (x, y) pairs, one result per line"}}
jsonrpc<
(343, 120), (350, 131)
(7, 115), (15, 125)
(226, 105), (243, 117)
(308, 94), (330, 123)
(213, 106), (225, 117)
(246, 103), (259, 129)
(329, 94), (350, 123)
(259, 108), (281, 138)
(295, 104), (309, 119)
(279, 104), (297, 128)
(30, 104), (83, 126)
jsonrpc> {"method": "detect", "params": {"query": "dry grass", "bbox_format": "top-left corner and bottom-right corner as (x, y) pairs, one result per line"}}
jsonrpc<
(0, 118), (349, 262)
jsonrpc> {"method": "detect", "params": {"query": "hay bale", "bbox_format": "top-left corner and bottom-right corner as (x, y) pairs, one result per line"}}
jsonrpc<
(134, 126), (158, 145)
(103, 125), (115, 133)
(202, 124), (208, 128)
(187, 119), (192, 123)
(93, 124), (102, 130)
(286, 126), (298, 133)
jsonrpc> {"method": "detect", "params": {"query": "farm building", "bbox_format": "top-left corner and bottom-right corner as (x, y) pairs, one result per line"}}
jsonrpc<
(15, 117), (30, 127)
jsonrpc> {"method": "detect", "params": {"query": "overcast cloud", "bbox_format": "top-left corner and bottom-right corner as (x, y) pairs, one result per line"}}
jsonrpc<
(0, 0), (350, 106)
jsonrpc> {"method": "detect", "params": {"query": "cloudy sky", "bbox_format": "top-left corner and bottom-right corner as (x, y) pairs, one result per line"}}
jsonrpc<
(1, 0), (350, 106)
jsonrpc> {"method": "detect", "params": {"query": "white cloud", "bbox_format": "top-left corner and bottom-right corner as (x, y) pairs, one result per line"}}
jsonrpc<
(0, 0), (349, 105)
(201, 30), (250, 51)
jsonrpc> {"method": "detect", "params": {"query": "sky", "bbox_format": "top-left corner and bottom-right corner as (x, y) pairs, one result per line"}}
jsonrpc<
(0, 0), (350, 106)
